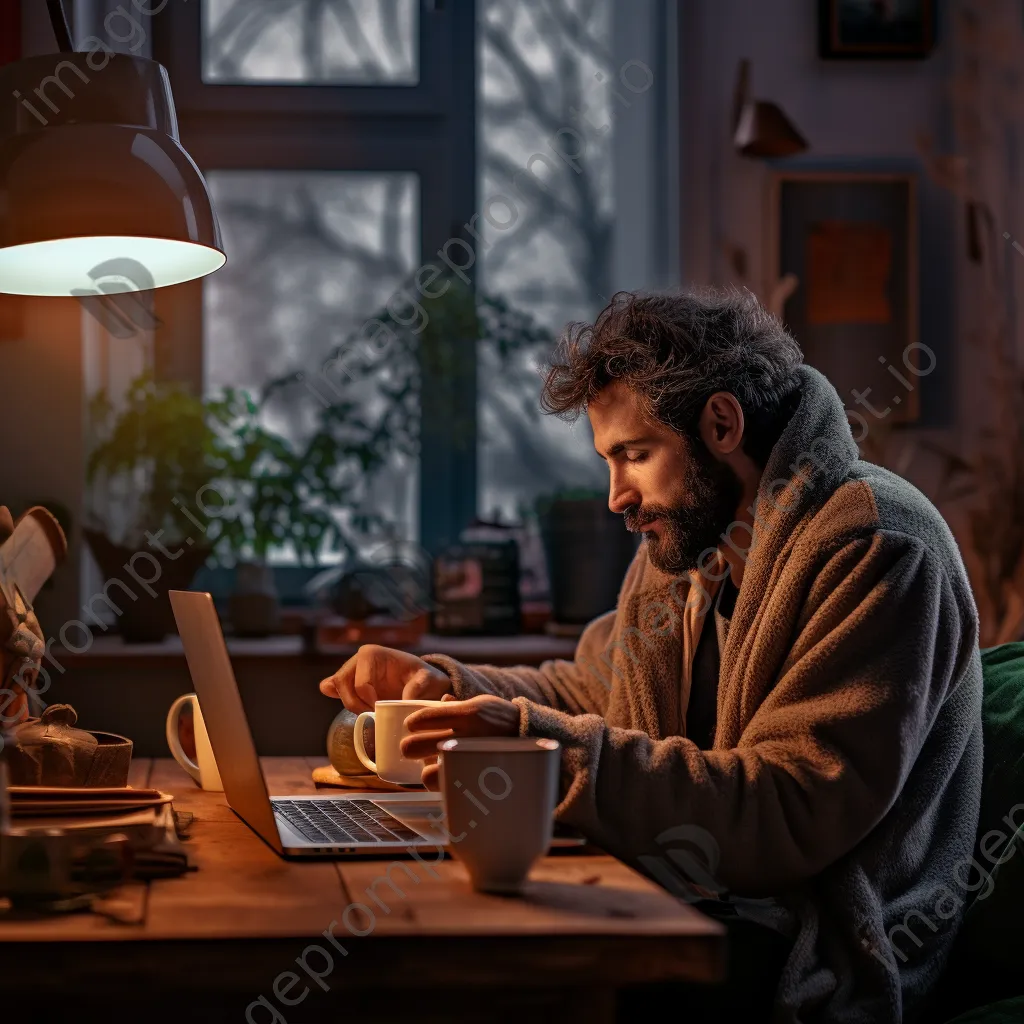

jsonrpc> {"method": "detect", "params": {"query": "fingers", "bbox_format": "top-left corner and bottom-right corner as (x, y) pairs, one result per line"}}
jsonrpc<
(319, 676), (341, 699)
(404, 705), (465, 733)
(421, 761), (441, 792)
(318, 651), (375, 712)
(401, 666), (453, 702)
(401, 730), (453, 761)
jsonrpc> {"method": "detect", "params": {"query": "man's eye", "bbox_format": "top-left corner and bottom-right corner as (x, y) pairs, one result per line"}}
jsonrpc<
(625, 451), (647, 464)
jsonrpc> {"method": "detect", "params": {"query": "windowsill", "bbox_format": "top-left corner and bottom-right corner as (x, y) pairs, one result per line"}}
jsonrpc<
(55, 632), (579, 669)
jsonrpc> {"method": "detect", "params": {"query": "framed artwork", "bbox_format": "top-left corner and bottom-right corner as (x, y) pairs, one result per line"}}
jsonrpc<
(766, 171), (919, 423)
(818, 0), (936, 59)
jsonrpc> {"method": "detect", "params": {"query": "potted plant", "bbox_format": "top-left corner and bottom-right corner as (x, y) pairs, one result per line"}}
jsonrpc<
(201, 387), (353, 637)
(85, 277), (552, 641)
(535, 488), (638, 628)
(85, 374), (220, 642)
(85, 377), (370, 641)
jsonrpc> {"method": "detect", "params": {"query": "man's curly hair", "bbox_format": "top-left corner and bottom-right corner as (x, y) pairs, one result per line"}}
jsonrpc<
(541, 288), (805, 468)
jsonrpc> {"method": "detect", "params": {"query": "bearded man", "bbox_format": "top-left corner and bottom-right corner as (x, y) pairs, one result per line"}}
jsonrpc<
(321, 288), (982, 1024)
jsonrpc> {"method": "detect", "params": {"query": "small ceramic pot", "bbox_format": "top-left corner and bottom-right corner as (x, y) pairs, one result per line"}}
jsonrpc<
(6, 705), (132, 787)
(326, 707), (374, 777)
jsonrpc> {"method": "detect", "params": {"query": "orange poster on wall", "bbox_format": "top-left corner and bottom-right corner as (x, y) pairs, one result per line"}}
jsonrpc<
(806, 220), (893, 325)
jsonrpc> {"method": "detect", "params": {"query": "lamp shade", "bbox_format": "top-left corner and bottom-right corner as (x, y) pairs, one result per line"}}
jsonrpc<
(734, 100), (809, 159)
(731, 59), (808, 161)
(0, 53), (224, 296)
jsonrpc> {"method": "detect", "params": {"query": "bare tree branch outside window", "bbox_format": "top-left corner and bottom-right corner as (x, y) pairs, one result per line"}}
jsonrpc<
(477, 0), (614, 521)
(201, 0), (615, 552)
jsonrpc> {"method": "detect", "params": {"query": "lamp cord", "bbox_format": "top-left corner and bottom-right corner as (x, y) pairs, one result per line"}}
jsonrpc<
(46, 0), (76, 54)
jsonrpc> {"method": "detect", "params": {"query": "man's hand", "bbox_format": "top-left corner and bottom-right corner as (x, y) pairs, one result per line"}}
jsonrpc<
(319, 645), (453, 713)
(401, 694), (521, 791)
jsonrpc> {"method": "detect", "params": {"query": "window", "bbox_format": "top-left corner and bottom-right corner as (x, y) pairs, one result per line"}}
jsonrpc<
(153, 0), (676, 563)
(202, 0), (420, 85)
(204, 170), (421, 547)
(154, 0), (476, 558)
(476, 0), (617, 522)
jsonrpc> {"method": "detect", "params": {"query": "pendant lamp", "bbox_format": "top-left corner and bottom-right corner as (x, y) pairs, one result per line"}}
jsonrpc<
(0, 0), (225, 297)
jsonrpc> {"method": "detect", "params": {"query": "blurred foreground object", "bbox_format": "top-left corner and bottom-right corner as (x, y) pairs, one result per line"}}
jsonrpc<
(5, 705), (132, 787)
(0, 505), (67, 729)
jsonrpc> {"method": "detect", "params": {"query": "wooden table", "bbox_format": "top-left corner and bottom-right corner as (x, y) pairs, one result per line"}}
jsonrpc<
(0, 758), (725, 1023)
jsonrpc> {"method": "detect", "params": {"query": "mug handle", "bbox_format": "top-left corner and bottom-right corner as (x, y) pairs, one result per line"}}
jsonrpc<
(166, 694), (202, 783)
(352, 711), (377, 774)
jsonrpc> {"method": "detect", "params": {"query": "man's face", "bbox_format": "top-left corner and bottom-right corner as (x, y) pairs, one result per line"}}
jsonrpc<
(588, 381), (744, 575)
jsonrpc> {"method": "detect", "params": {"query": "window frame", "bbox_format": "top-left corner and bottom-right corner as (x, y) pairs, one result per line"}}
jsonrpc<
(151, 0), (479, 561)
(158, 0), (453, 115)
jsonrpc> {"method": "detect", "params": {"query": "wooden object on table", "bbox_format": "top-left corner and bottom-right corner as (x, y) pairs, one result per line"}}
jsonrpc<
(0, 757), (726, 1023)
(6, 704), (133, 786)
(311, 763), (419, 792)
(8, 786), (172, 817)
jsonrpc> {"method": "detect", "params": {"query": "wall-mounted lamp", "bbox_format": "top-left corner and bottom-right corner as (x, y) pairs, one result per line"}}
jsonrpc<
(0, 0), (224, 297)
(732, 59), (808, 159)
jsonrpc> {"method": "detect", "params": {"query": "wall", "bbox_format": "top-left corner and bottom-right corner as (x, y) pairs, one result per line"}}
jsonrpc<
(679, 0), (960, 448)
(0, 1), (160, 640)
(0, 2), (86, 633)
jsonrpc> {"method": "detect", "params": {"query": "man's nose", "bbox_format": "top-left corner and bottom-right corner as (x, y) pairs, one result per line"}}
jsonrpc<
(608, 475), (640, 515)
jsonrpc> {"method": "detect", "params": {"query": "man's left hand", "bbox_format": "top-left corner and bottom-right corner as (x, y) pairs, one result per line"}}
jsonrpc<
(401, 694), (520, 790)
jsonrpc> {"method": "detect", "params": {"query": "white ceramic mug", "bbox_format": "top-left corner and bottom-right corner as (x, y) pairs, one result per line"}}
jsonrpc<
(166, 693), (224, 792)
(353, 699), (447, 785)
(439, 736), (560, 893)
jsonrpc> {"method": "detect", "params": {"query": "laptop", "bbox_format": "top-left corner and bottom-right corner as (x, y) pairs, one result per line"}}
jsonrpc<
(169, 590), (586, 859)
(169, 589), (450, 859)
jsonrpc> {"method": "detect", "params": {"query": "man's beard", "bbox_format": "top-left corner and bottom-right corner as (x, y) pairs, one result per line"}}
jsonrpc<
(623, 440), (744, 575)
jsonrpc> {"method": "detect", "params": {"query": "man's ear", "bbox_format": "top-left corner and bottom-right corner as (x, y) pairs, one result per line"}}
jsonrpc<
(698, 392), (745, 456)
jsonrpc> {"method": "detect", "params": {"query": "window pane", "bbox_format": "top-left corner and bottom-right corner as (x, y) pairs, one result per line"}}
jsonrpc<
(477, 0), (614, 521)
(202, 0), (419, 85)
(204, 171), (420, 558)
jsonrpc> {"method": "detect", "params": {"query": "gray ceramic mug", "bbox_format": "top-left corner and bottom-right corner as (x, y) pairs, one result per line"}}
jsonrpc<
(438, 736), (560, 893)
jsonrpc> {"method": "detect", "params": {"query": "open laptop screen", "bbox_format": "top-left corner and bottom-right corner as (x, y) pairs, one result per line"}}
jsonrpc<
(169, 589), (284, 853)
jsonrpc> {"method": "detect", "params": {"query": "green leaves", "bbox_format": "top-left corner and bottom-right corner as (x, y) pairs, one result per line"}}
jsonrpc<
(85, 275), (552, 566)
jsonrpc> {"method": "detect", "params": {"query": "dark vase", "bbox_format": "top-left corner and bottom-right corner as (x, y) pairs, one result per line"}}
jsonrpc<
(538, 499), (638, 625)
(83, 528), (211, 643)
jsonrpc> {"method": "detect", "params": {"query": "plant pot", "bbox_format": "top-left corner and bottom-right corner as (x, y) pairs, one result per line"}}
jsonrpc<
(538, 499), (638, 625)
(83, 528), (211, 643)
(229, 561), (280, 638)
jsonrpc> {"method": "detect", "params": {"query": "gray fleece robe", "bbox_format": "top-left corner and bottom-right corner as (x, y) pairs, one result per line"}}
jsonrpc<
(424, 365), (983, 1024)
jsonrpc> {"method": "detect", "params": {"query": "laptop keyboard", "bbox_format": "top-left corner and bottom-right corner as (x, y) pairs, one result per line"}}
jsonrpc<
(273, 798), (428, 846)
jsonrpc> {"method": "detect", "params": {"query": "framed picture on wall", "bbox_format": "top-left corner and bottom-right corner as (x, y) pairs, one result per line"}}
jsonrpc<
(766, 171), (919, 423)
(818, 0), (936, 59)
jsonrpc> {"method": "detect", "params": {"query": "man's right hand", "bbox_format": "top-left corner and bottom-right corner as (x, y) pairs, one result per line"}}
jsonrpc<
(319, 645), (453, 713)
